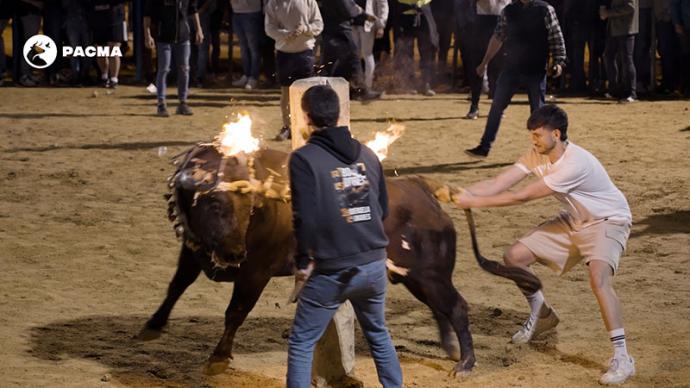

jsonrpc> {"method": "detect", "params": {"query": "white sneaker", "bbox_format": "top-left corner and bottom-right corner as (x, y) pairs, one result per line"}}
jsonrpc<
(232, 75), (248, 87)
(244, 77), (257, 90)
(511, 305), (560, 344)
(600, 355), (635, 385)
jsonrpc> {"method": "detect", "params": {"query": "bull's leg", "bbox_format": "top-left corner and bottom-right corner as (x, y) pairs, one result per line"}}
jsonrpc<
(139, 245), (201, 340)
(432, 310), (461, 362)
(204, 269), (273, 375)
(403, 276), (476, 376)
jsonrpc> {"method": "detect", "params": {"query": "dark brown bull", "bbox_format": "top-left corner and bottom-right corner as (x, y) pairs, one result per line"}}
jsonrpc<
(139, 144), (478, 375)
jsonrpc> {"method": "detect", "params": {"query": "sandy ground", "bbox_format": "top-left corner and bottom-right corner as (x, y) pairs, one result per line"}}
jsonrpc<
(0, 85), (689, 388)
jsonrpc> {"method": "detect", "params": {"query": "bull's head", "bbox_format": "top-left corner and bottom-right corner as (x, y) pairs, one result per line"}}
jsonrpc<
(176, 151), (257, 268)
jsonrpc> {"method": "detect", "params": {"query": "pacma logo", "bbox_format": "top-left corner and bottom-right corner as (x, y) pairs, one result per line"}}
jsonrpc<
(23, 35), (122, 69)
(62, 46), (123, 58)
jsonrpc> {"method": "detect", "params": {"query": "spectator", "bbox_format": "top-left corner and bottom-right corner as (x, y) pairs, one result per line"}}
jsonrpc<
(230, 0), (263, 89)
(634, 0), (654, 95)
(563, 0), (598, 94)
(431, 0), (455, 78)
(89, 0), (127, 88)
(655, 0), (681, 93)
(191, 0), (216, 87)
(319, 0), (382, 100)
(63, 0), (91, 85)
(671, 0), (690, 95)
(454, 0), (476, 89)
(464, 0), (510, 119)
(601, 0), (639, 103)
(16, 0), (43, 87)
(352, 0), (389, 90)
(393, 0), (438, 96)
(464, 0), (566, 159)
(264, 0), (323, 141)
(144, 0), (204, 117)
(588, 1), (609, 94)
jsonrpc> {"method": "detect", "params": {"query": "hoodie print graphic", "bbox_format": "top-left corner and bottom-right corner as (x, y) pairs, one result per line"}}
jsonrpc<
(331, 163), (371, 223)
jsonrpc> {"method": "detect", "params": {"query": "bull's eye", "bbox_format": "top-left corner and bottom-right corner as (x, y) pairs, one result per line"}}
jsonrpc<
(210, 201), (222, 214)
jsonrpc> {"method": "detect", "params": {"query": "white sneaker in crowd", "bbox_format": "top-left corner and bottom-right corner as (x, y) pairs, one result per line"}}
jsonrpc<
(600, 355), (635, 385)
(146, 83), (157, 94)
(245, 77), (258, 90)
(232, 75), (248, 87)
(511, 305), (560, 344)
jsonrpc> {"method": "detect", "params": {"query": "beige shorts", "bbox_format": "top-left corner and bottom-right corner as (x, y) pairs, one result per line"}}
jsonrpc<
(518, 214), (631, 275)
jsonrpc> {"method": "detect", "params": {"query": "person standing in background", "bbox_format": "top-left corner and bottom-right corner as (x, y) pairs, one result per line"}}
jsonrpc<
(352, 0), (389, 91)
(464, 0), (509, 119)
(634, 0), (654, 95)
(144, 0), (204, 116)
(230, 0), (263, 89)
(89, 0), (127, 88)
(393, 0), (438, 96)
(601, 0), (639, 103)
(265, 0), (323, 141)
(670, 0), (690, 96)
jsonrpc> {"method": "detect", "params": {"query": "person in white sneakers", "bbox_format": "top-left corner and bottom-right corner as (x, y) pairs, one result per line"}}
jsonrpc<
(453, 104), (635, 385)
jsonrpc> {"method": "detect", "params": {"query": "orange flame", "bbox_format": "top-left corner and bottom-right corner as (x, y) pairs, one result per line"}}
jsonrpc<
(216, 113), (260, 156)
(365, 123), (405, 161)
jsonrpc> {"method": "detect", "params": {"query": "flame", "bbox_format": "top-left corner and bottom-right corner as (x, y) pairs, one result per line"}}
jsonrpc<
(216, 113), (261, 156)
(364, 123), (405, 161)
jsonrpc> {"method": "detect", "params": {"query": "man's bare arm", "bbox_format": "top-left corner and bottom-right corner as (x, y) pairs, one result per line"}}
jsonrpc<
(464, 165), (528, 197)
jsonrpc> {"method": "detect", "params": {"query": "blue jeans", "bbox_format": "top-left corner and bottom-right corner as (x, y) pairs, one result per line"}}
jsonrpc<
(479, 70), (546, 151)
(232, 11), (262, 79)
(156, 41), (191, 103)
(287, 259), (402, 388)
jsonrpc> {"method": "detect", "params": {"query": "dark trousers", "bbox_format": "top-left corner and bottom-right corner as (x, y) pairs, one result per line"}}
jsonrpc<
(604, 34), (636, 98)
(479, 70), (546, 151)
(588, 19), (608, 92)
(456, 23), (473, 88)
(432, 0), (455, 71)
(394, 15), (436, 86)
(565, 20), (590, 92)
(321, 29), (363, 87)
(468, 15), (501, 107)
(633, 7), (653, 91)
(656, 21), (681, 92)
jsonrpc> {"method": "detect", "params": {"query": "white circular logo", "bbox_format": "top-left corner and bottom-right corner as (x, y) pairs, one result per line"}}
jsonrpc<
(23, 35), (58, 69)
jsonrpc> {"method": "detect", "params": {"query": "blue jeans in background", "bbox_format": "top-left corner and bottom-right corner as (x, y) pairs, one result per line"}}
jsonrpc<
(156, 41), (191, 103)
(232, 11), (262, 79)
(478, 70), (546, 152)
(287, 259), (402, 388)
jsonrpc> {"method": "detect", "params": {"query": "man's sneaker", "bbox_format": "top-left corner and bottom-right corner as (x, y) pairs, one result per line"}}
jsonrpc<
(157, 103), (170, 117)
(618, 96), (635, 104)
(245, 77), (258, 90)
(232, 75), (248, 87)
(274, 126), (291, 141)
(511, 305), (560, 344)
(356, 88), (383, 101)
(464, 145), (489, 159)
(421, 83), (436, 96)
(465, 107), (479, 120)
(176, 102), (193, 115)
(600, 356), (635, 385)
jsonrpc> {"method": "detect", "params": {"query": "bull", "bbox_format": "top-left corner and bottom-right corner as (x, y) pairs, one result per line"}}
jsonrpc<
(139, 143), (539, 377)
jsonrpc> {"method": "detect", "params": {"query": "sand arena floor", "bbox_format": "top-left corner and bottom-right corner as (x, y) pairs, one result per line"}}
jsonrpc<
(0, 85), (688, 387)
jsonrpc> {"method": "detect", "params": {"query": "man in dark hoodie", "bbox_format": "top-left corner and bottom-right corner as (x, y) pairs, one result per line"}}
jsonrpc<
(286, 84), (402, 388)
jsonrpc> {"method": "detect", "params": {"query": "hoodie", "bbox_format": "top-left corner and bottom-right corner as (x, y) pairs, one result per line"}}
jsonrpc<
(289, 126), (389, 271)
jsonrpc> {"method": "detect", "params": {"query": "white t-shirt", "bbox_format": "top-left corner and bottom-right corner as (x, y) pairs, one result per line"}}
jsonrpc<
(515, 142), (632, 229)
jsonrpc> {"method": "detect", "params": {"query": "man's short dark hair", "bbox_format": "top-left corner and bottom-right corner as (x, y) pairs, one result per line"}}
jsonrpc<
(527, 104), (568, 141)
(301, 85), (340, 128)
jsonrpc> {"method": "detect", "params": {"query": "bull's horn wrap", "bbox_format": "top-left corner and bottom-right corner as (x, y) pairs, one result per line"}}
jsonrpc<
(419, 176), (542, 294)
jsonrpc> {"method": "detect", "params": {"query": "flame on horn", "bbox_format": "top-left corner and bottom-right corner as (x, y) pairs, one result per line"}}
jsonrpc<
(216, 113), (260, 156)
(364, 123), (405, 161)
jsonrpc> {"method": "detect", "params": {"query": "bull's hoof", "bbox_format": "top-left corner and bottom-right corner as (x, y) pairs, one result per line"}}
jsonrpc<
(204, 356), (230, 375)
(136, 326), (164, 341)
(450, 358), (475, 378)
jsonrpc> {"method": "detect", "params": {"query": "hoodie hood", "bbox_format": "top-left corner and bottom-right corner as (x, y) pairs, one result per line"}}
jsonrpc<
(307, 126), (361, 164)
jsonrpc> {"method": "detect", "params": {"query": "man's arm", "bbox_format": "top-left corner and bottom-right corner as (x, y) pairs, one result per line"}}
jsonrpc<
(455, 178), (555, 209)
(288, 153), (317, 270)
(544, 4), (566, 74)
(264, 5), (291, 41)
(464, 165), (529, 197)
(378, 162), (389, 220)
(306, 0), (324, 37)
(476, 8), (506, 75)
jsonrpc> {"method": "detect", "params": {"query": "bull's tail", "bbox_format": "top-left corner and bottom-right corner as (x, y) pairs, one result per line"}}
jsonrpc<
(418, 176), (542, 294)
